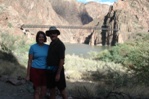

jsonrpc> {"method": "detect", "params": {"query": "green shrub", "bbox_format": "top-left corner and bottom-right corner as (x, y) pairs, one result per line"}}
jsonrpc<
(97, 33), (149, 84)
(0, 32), (31, 77)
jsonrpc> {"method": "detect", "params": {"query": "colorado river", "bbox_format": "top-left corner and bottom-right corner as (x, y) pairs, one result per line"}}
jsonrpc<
(65, 43), (108, 57)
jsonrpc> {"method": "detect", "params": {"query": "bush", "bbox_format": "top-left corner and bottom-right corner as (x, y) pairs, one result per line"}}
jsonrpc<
(0, 32), (31, 77)
(97, 33), (149, 84)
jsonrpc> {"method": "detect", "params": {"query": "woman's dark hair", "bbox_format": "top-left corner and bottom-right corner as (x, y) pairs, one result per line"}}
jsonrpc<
(36, 31), (47, 43)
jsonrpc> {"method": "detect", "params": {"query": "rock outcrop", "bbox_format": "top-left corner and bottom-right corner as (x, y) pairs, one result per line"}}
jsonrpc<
(74, 0), (149, 46)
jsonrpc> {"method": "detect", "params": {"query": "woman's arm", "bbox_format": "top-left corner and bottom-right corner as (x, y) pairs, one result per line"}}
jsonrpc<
(26, 54), (33, 81)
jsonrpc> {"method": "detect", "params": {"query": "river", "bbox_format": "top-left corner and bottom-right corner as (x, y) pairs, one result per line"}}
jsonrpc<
(64, 43), (108, 58)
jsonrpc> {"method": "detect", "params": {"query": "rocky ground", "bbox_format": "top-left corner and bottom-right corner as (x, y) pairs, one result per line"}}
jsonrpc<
(0, 81), (33, 99)
(0, 76), (72, 99)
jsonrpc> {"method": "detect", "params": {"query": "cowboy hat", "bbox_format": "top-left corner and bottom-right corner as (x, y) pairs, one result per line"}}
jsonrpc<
(46, 26), (60, 36)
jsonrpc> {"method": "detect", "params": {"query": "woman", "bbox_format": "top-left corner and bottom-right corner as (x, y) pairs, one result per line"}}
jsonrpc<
(26, 31), (49, 99)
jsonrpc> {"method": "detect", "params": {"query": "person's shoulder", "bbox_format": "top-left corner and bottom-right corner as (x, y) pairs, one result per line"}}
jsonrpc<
(58, 39), (64, 45)
(30, 43), (37, 47)
(44, 44), (49, 47)
(58, 39), (65, 49)
(29, 43), (37, 51)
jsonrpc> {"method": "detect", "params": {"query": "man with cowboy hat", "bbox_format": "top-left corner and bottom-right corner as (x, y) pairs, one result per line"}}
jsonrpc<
(46, 26), (67, 99)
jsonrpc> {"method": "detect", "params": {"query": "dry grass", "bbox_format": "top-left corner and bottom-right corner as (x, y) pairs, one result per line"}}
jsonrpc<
(65, 54), (127, 80)
(64, 54), (149, 98)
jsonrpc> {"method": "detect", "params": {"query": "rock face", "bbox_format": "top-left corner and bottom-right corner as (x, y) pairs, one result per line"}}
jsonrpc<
(0, 0), (72, 42)
(74, 0), (149, 46)
(85, 2), (109, 19)
(0, 0), (96, 43)
(112, 0), (149, 44)
(49, 0), (93, 25)
(0, 0), (149, 45)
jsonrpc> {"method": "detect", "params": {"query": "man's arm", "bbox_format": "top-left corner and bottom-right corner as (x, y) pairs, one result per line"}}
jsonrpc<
(55, 42), (65, 81)
(57, 59), (64, 75)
